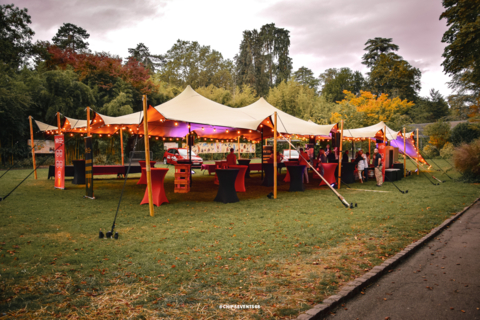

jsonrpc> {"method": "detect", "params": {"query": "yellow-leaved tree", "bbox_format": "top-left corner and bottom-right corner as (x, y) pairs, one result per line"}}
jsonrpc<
(335, 90), (414, 128)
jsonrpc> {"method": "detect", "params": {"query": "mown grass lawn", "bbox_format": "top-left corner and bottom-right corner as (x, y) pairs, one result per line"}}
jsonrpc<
(0, 160), (478, 319)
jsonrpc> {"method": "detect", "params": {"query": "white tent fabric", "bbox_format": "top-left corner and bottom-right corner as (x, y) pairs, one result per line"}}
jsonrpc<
(239, 98), (336, 136)
(34, 120), (58, 132)
(151, 86), (262, 130)
(342, 121), (400, 141)
(64, 116), (88, 130)
(95, 111), (144, 126)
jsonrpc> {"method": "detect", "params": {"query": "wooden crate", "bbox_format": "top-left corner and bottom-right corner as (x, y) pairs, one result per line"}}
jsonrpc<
(174, 179), (190, 193)
(174, 164), (191, 193)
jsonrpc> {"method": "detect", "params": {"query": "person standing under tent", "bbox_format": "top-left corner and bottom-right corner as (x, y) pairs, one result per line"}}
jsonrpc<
(373, 148), (383, 187)
(307, 145), (314, 169)
(342, 150), (349, 163)
(226, 148), (237, 166)
(364, 152), (370, 182)
(299, 148), (310, 183)
(356, 150), (366, 183)
(316, 149), (327, 176)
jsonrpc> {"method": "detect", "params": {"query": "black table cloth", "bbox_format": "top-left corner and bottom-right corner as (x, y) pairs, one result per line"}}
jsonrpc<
(237, 159), (251, 178)
(287, 165), (305, 192)
(72, 160), (86, 185)
(338, 162), (356, 184)
(214, 169), (239, 204)
(262, 163), (274, 187)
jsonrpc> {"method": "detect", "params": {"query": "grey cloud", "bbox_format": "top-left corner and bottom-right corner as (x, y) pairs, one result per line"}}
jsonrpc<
(7, 0), (167, 41)
(262, 0), (448, 75)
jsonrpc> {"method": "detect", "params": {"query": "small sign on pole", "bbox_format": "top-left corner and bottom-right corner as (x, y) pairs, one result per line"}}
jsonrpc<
(54, 135), (65, 190)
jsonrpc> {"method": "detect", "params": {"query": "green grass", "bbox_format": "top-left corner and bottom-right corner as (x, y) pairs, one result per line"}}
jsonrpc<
(0, 159), (478, 319)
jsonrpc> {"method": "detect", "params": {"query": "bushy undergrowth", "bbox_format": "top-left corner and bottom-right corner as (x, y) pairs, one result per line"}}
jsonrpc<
(454, 138), (480, 181)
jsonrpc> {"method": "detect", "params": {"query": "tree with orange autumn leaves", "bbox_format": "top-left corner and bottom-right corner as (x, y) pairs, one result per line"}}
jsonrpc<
(46, 45), (157, 95)
(331, 90), (414, 128)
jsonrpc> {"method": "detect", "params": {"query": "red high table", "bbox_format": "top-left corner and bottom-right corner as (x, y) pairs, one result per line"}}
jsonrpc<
(229, 165), (247, 192)
(137, 160), (156, 184)
(140, 168), (169, 207)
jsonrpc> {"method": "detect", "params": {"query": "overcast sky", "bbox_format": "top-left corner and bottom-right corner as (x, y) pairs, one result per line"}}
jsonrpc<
(6, 0), (451, 97)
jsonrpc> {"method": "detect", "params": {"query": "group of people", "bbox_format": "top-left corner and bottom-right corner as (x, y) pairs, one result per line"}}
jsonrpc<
(229, 143), (385, 187)
(313, 144), (385, 187)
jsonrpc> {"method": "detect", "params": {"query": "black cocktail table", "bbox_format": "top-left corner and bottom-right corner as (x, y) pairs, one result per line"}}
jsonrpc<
(72, 160), (86, 185)
(237, 159), (251, 178)
(262, 163), (274, 187)
(287, 165), (305, 192)
(214, 169), (239, 204)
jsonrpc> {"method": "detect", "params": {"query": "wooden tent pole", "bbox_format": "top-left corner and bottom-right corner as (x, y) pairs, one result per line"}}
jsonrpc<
(29, 116), (37, 179)
(338, 120), (344, 189)
(86, 107), (91, 137)
(120, 128), (124, 166)
(237, 136), (240, 160)
(274, 112), (277, 199)
(143, 95), (154, 217)
(403, 127), (406, 177)
(416, 128), (419, 175)
(57, 112), (61, 133)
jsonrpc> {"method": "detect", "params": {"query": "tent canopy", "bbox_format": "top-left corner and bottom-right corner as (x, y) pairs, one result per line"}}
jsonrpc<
(342, 121), (399, 141)
(239, 98), (336, 137)
(34, 120), (58, 132)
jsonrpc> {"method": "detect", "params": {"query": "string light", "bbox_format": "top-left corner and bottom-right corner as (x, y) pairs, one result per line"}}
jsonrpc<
(174, 122), (178, 126)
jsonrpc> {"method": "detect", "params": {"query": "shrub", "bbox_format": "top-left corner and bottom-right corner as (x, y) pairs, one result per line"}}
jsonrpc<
(450, 122), (480, 146)
(453, 139), (480, 181)
(424, 120), (450, 149)
(440, 142), (455, 158)
(94, 154), (107, 165)
(422, 144), (439, 158)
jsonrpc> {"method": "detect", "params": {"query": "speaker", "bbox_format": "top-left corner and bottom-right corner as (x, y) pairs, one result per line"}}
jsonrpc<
(188, 135), (195, 146)
(334, 132), (341, 148)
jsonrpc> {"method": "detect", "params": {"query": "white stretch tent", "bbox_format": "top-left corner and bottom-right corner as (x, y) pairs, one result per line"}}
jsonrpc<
(239, 98), (336, 137)
(342, 121), (399, 141)
(34, 120), (58, 132)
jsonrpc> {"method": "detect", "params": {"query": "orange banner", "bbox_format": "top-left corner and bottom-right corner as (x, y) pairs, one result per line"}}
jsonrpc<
(54, 135), (65, 189)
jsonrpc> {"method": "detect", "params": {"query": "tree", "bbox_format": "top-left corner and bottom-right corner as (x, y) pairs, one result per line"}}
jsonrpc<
(293, 67), (320, 92)
(319, 68), (366, 102)
(0, 64), (31, 163)
(336, 90), (414, 127)
(195, 84), (257, 108)
(52, 23), (90, 52)
(424, 120), (451, 149)
(362, 37), (400, 67)
(158, 40), (234, 90)
(440, 0), (480, 92)
(0, 4), (35, 68)
(450, 122), (480, 146)
(236, 23), (293, 97)
(266, 79), (336, 124)
(127, 43), (165, 74)
(368, 52), (421, 101)
(409, 89), (450, 122)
